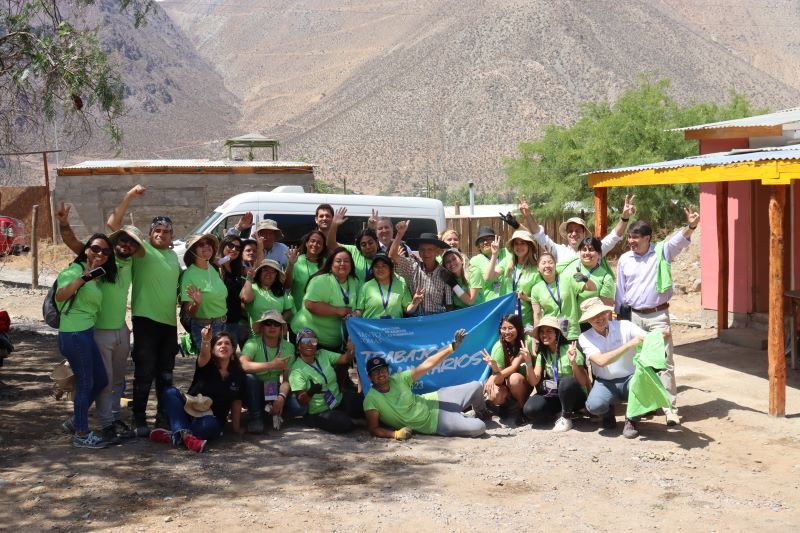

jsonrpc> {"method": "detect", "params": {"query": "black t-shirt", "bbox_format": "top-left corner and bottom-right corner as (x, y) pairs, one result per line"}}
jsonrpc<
(188, 361), (246, 425)
(221, 268), (245, 323)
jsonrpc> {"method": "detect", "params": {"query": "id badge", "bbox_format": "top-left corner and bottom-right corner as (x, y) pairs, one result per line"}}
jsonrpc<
(559, 319), (569, 335)
(323, 390), (337, 409)
(263, 381), (278, 401)
(544, 379), (558, 396)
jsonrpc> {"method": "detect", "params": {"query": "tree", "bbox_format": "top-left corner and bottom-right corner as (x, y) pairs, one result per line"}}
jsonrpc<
(1, 0), (155, 151)
(505, 77), (763, 229)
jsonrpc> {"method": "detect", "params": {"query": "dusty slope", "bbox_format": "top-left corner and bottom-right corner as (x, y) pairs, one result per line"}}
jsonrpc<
(162, 0), (800, 196)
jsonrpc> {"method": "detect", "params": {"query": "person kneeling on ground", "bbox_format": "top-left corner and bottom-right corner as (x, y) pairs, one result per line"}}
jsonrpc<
(150, 327), (245, 452)
(289, 328), (363, 434)
(363, 329), (490, 440)
(578, 297), (668, 439)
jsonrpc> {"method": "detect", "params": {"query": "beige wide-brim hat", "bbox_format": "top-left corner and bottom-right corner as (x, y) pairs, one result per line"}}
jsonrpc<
(559, 217), (590, 240)
(532, 316), (567, 341)
(254, 258), (286, 283)
(256, 219), (284, 240)
(185, 233), (220, 256)
(252, 308), (287, 335)
(109, 225), (147, 258)
(506, 229), (536, 252)
(579, 297), (615, 323)
(184, 394), (214, 418)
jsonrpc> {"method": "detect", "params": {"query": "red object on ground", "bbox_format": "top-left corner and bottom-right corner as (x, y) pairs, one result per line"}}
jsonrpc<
(0, 311), (10, 333)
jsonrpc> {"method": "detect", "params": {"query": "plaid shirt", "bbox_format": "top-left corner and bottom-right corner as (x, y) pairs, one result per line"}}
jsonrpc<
(394, 256), (452, 315)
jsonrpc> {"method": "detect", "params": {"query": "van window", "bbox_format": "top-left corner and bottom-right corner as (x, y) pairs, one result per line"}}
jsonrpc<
(185, 211), (223, 240)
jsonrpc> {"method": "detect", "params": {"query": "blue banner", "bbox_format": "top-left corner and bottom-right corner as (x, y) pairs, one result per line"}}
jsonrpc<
(348, 293), (516, 394)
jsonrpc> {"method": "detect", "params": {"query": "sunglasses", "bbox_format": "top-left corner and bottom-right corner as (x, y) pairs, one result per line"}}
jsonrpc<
(152, 216), (173, 225)
(262, 320), (282, 327)
(116, 233), (138, 246)
(225, 243), (242, 251)
(88, 244), (112, 256)
(298, 338), (318, 346)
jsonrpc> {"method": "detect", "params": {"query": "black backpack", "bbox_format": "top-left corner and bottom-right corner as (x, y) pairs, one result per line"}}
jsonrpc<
(42, 280), (77, 328)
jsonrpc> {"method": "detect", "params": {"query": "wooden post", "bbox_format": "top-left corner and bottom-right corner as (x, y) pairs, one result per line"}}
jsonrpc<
(454, 202), (460, 215)
(716, 182), (729, 332)
(593, 187), (608, 237)
(768, 185), (786, 417)
(31, 205), (39, 289)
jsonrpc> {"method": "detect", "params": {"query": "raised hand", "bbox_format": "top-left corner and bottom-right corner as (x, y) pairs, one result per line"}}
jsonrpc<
(56, 202), (71, 225)
(333, 207), (348, 227)
(490, 235), (501, 256)
(187, 284), (202, 305)
(451, 328), (468, 350)
(201, 324), (212, 344)
(518, 196), (530, 217)
(395, 220), (410, 237)
(622, 194), (636, 219)
(412, 287), (424, 306)
(519, 343), (532, 364)
(368, 209), (379, 228)
(237, 212), (254, 231)
(287, 245), (299, 265)
(567, 341), (578, 363)
(128, 184), (146, 197)
(685, 205), (700, 227)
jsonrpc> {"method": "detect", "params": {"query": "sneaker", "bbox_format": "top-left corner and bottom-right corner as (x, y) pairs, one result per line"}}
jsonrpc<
(514, 411), (527, 426)
(623, 419), (640, 439)
(73, 431), (109, 449)
(61, 416), (75, 434)
(182, 433), (207, 453)
(134, 421), (151, 438)
(247, 416), (264, 435)
(101, 425), (122, 446)
(552, 416), (573, 432)
(113, 420), (136, 439)
(602, 410), (616, 430)
(665, 409), (681, 427)
(149, 428), (173, 445)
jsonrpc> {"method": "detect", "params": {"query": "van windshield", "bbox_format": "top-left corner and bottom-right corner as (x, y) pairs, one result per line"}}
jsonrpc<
(184, 211), (223, 241)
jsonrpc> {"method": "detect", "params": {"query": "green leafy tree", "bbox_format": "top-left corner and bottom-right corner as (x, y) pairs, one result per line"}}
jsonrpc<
(505, 77), (763, 229)
(1, 0), (155, 150)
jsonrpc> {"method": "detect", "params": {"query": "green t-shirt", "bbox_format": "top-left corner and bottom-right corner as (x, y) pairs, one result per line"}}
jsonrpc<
(95, 256), (132, 330)
(489, 337), (534, 376)
(468, 252), (505, 302)
(534, 342), (585, 380)
(288, 349), (342, 415)
(500, 259), (540, 327)
(363, 370), (439, 434)
(241, 337), (296, 383)
(356, 276), (412, 319)
(557, 258), (615, 306)
(180, 264), (228, 319)
(245, 284), (294, 330)
(529, 274), (585, 340)
(131, 239), (181, 326)
(343, 244), (373, 284)
(56, 262), (104, 333)
(290, 273), (359, 348)
(290, 255), (321, 313)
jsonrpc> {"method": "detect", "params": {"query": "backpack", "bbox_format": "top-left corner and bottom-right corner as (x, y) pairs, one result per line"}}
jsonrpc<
(42, 280), (76, 329)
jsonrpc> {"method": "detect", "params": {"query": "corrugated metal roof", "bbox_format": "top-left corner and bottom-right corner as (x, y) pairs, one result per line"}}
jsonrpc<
(586, 145), (800, 175)
(673, 107), (800, 131)
(62, 159), (312, 169)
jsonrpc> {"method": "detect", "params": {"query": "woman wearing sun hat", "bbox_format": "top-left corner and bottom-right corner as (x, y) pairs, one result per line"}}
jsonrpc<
(180, 233), (228, 350)
(521, 316), (590, 432)
(240, 258), (294, 339)
(483, 229), (540, 326)
(355, 253), (423, 319)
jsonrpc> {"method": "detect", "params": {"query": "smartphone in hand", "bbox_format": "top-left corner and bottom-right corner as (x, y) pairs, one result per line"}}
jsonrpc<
(88, 266), (106, 280)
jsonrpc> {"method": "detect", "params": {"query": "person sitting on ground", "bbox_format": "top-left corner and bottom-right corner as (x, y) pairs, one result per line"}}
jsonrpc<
(240, 258), (293, 337)
(181, 233), (228, 350)
(288, 328), (362, 434)
(482, 314), (533, 423)
(285, 230), (327, 315)
(240, 310), (300, 434)
(255, 219), (289, 269)
(518, 194), (636, 262)
(578, 297), (668, 439)
(521, 316), (590, 432)
(150, 327), (245, 452)
(364, 328), (490, 439)
(439, 248), (481, 308)
(354, 253), (423, 319)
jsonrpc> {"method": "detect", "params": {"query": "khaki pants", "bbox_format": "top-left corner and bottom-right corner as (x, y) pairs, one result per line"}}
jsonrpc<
(94, 326), (131, 427)
(631, 309), (677, 411)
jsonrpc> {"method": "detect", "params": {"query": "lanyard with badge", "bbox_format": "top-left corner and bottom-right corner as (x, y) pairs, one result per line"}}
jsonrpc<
(306, 358), (337, 409)
(512, 266), (524, 317)
(543, 348), (560, 397)
(261, 338), (281, 401)
(378, 278), (393, 319)
(545, 275), (569, 335)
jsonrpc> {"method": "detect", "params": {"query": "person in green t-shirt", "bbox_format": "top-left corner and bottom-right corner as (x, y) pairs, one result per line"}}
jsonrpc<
(484, 230), (541, 328)
(326, 207), (381, 283)
(468, 226), (507, 302)
(285, 230), (327, 314)
(529, 252), (595, 341)
(364, 328), (489, 439)
(355, 254), (423, 319)
(240, 258), (294, 341)
(54, 233), (118, 449)
(181, 233), (228, 350)
(482, 314), (534, 423)
(240, 310), (300, 434)
(557, 236), (616, 315)
(289, 328), (362, 433)
(439, 248), (482, 308)
(521, 316), (590, 432)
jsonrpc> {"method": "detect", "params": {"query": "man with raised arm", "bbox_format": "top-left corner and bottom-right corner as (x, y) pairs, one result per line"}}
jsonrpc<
(519, 195), (636, 262)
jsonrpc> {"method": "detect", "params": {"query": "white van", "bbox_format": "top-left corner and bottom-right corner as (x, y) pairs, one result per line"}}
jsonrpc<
(173, 187), (446, 262)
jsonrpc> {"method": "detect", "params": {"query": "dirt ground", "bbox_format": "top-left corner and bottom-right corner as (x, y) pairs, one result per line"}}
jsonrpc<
(2, 233), (800, 532)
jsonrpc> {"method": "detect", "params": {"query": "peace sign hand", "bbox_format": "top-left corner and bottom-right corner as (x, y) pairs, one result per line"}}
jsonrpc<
(622, 194), (636, 219)
(412, 287), (424, 305)
(490, 235), (501, 256)
(56, 201), (71, 225)
(567, 341), (578, 363)
(518, 196), (530, 217)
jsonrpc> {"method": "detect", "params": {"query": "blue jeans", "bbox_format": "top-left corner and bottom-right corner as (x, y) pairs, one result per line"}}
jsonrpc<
(585, 374), (639, 420)
(58, 328), (108, 433)
(245, 374), (306, 418)
(190, 319), (226, 353)
(162, 387), (222, 441)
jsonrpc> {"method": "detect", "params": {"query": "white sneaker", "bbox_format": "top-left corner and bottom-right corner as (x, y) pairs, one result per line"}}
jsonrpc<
(665, 410), (680, 426)
(552, 416), (573, 432)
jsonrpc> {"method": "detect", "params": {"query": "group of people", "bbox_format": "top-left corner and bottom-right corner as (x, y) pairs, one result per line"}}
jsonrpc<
(53, 184), (699, 450)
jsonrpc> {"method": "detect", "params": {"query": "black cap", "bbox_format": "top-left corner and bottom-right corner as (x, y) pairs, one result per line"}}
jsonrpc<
(366, 356), (389, 375)
(474, 226), (497, 246)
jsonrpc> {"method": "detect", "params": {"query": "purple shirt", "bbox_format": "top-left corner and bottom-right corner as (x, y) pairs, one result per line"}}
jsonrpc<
(615, 229), (691, 311)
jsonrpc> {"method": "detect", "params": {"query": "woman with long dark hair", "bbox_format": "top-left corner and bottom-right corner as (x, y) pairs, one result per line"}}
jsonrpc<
(355, 253), (422, 319)
(439, 248), (481, 308)
(216, 234), (246, 347)
(285, 229), (327, 315)
(240, 258), (293, 338)
(529, 252), (595, 341)
(482, 314), (534, 422)
(56, 233), (118, 449)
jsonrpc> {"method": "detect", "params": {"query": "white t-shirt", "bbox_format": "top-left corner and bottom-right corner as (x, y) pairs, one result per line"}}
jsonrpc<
(579, 320), (646, 380)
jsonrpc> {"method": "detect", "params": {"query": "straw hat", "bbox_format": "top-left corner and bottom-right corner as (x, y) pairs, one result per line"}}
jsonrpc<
(256, 219), (284, 240)
(185, 233), (220, 255)
(253, 258), (286, 283)
(506, 229), (536, 252)
(578, 297), (615, 323)
(252, 309), (287, 335)
(184, 394), (214, 418)
(50, 360), (75, 400)
(559, 217), (590, 240)
(532, 316), (567, 341)
(109, 225), (146, 257)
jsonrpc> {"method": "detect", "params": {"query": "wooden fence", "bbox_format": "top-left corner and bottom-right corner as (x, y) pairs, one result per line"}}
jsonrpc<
(446, 215), (568, 257)
(0, 186), (54, 244)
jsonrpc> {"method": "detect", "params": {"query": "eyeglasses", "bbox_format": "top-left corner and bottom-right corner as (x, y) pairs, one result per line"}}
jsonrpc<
(262, 320), (281, 327)
(225, 243), (242, 251)
(89, 244), (112, 256)
(299, 338), (318, 346)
